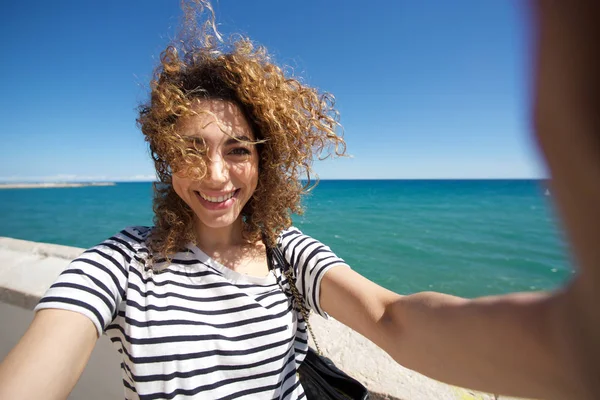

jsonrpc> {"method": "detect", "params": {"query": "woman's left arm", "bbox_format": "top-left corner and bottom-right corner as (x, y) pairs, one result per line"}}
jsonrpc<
(320, 266), (580, 400)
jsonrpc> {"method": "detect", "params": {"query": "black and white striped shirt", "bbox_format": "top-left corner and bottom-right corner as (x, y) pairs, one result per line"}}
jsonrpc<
(35, 226), (348, 399)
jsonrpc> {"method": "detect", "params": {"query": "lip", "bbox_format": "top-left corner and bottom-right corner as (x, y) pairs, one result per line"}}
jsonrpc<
(194, 189), (240, 211)
(197, 189), (238, 198)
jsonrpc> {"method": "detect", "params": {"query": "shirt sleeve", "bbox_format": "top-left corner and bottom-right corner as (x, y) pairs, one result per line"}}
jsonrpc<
(34, 227), (148, 337)
(278, 227), (349, 318)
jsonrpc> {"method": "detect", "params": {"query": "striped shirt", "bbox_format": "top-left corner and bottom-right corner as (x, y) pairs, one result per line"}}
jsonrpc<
(35, 226), (348, 399)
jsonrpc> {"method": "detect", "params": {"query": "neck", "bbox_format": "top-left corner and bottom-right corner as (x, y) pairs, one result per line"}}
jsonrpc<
(193, 217), (246, 253)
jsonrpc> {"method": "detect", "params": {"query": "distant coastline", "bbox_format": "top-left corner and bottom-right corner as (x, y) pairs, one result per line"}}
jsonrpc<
(0, 182), (116, 189)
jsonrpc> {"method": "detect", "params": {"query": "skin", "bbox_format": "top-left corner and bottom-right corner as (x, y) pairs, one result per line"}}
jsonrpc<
(0, 2), (598, 399)
(173, 100), (259, 241)
(171, 100), (268, 276)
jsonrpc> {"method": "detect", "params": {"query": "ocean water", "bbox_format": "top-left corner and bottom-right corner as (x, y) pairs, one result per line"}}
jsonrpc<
(0, 180), (572, 298)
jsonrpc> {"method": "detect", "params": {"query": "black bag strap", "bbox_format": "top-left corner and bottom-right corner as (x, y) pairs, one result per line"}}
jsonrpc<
(267, 243), (322, 355)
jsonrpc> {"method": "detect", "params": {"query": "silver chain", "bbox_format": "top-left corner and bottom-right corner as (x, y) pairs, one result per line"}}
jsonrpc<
(283, 267), (322, 356)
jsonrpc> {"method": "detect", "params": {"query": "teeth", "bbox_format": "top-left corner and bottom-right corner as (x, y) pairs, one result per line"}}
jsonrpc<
(199, 190), (236, 203)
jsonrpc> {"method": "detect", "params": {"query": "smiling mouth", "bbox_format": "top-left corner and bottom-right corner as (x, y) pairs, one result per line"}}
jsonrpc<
(195, 189), (239, 203)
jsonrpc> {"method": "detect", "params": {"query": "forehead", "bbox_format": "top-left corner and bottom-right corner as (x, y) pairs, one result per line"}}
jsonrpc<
(176, 99), (254, 141)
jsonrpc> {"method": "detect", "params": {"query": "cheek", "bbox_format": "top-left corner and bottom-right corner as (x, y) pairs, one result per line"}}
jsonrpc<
(172, 174), (190, 201)
(246, 163), (260, 192)
(249, 154), (260, 186)
(231, 159), (259, 188)
(250, 166), (259, 191)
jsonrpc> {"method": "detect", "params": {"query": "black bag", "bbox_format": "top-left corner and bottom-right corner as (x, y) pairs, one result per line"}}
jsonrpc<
(268, 245), (370, 400)
(299, 347), (370, 400)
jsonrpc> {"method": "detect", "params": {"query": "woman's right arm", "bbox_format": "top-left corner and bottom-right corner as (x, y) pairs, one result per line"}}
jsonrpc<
(0, 227), (143, 398)
(0, 308), (98, 399)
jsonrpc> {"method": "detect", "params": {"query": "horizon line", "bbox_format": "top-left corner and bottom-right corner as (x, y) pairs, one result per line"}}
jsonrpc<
(0, 177), (549, 185)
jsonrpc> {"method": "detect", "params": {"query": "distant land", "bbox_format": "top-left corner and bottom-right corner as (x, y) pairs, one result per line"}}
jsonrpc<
(0, 182), (116, 189)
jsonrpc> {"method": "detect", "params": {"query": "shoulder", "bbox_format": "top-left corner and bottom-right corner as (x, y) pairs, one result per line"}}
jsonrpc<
(81, 226), (152, 265)
(277, 226), (343, 262)
(277, 226), (315, 250)
(277, 226), (304, 242)
(111, 226), (152, 249)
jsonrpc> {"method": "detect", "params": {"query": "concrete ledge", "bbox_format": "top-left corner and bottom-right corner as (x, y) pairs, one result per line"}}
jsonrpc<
(307, 316), (495, 400)
(0, 236), (509, 400)
(0, 237), (84, 310)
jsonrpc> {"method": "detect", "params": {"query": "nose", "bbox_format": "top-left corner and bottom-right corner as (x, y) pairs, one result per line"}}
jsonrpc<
(206, 155), (228, 184)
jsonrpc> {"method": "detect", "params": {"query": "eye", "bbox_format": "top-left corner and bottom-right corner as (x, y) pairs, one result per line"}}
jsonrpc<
(229, 147), (252, 156)
(188, 145), (205, 152)
(184, 140), (207, 155)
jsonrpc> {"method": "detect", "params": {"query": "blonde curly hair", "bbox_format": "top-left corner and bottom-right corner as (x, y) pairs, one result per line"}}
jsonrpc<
(137, 1), (346, 261)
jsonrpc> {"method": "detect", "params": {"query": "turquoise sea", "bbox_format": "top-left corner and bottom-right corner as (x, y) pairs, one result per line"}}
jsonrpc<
(0, 180), (572, 298)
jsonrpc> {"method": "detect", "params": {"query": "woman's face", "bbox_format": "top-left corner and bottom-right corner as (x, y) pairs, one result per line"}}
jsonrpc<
(172, 99), (259, 231)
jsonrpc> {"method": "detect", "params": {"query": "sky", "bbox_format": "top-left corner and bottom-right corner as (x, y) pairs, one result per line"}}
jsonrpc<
(0, 1), (543, 181)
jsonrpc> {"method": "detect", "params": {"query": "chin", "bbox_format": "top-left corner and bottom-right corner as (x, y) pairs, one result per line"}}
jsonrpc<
(194, 211), (241, 229)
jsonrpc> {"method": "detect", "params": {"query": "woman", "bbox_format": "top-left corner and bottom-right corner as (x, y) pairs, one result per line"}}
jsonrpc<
(0, 1), (598, 399)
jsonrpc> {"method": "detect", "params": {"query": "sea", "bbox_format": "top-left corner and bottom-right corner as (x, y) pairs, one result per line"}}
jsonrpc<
(0, 180), (572, 298)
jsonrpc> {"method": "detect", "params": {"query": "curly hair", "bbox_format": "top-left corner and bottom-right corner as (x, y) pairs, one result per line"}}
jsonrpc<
(137, 0), (346, 262)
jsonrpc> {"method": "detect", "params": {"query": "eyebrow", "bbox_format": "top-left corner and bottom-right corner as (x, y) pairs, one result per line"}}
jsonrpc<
(182, 136), (204, 143)
(224, 135), (254, 146)
(181, 135), (255, 146)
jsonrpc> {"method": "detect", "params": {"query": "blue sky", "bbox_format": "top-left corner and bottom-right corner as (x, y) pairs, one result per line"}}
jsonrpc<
(0, 1), (542, 181)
